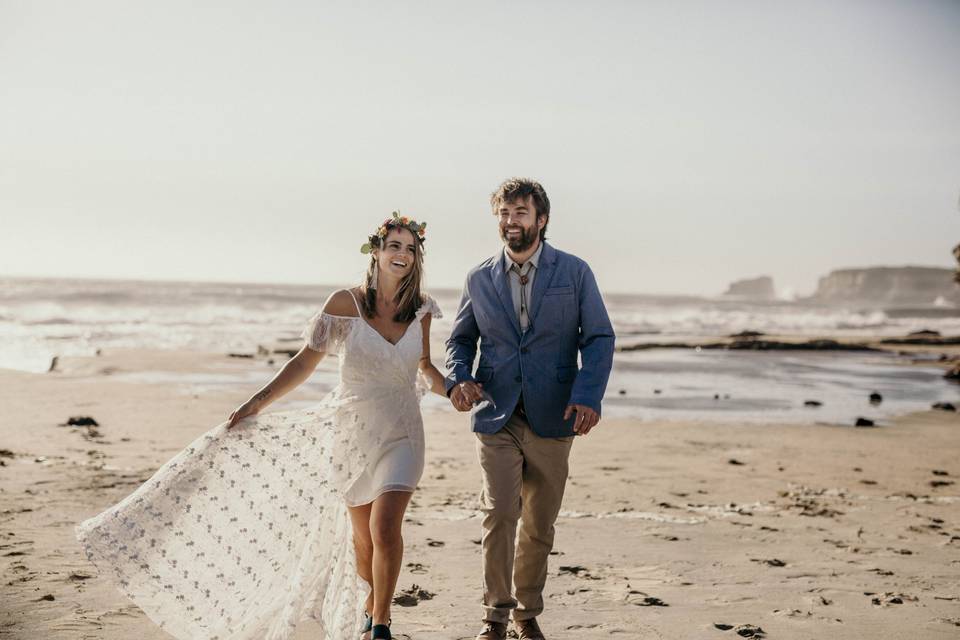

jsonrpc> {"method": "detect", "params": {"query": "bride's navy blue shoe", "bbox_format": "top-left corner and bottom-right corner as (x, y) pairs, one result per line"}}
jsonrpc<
(371, 621), (392, 639)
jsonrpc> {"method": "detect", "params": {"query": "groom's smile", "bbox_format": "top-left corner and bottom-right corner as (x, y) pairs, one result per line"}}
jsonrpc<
(497, 197), (544, 255)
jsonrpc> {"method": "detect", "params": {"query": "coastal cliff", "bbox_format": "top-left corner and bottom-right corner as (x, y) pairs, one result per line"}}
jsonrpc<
(805, 266), (959, 307)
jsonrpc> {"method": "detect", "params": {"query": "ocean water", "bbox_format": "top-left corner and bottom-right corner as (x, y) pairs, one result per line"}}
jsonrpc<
(2, 277), (958, 423)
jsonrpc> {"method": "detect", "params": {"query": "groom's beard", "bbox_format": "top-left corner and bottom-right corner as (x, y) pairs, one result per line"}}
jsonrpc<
(501, 224), (539, 253)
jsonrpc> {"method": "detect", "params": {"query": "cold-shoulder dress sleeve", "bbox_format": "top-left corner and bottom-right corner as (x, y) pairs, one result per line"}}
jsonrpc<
(301, 312), (356, 354)
(414, 296), (443, 399)
(415, 295), (443, 321)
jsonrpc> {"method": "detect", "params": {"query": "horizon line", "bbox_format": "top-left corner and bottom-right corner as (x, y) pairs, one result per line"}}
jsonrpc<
(2, 262), (957, 301)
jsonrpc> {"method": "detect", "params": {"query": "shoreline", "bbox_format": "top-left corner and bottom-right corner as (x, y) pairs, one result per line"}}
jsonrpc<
(12, 337), (960, 427)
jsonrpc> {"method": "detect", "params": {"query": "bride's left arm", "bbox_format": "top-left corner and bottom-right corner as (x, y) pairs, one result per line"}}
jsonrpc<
(418, 315), (448, 396)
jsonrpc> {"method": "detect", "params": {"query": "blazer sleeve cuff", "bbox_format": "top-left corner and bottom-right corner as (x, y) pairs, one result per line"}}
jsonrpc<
(444, 371), (476, 396)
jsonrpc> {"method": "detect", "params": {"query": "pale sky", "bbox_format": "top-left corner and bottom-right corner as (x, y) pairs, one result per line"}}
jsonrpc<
(1, 0), (958, 296)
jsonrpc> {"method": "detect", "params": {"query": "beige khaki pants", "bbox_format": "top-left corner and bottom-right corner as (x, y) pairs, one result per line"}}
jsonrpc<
(475, 412), (574, 624)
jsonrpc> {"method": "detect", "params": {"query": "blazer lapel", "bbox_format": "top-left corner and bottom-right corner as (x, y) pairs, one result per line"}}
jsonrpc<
(527, 242), (558, 331)
(489, 252), (521, 338)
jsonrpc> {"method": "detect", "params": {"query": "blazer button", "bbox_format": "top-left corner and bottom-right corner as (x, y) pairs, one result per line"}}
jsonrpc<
(514, 376), (521, 382)
(520, 347), (529, 354)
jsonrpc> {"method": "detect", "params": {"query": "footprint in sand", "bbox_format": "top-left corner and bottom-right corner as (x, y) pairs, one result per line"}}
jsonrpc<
(67, 571), (94, 582)
(750, 558), (786, 567)
(625, 590), (668, 607)
(713, 623), (766, 637)
(866, 591), (918, 606)
(392, 584), (435, 607)
(932, 617), (960, 628)
(654, 534), (681, 541)
(558, 565), (601, 580)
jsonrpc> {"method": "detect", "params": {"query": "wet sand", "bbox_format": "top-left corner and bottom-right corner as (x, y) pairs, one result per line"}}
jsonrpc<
(1, 349), (959, 639)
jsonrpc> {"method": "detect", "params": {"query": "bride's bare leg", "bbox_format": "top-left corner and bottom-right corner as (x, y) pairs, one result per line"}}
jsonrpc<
(370, 491), (413, 626)
(347, 503), (375, 615)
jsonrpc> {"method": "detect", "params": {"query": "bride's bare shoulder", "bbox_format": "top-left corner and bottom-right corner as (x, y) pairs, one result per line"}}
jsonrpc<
(321, 288), (361, 318)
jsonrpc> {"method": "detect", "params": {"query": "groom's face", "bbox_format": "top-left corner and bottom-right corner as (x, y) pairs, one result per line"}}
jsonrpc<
(496, 196), (544, 253)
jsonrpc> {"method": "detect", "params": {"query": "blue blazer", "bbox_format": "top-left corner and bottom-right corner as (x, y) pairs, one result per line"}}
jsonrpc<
(445, 242), (616, 437)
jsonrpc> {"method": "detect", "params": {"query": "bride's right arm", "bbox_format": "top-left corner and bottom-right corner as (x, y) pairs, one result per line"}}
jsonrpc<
(227, 346), (325, 428)
(227, 290), (356, 429)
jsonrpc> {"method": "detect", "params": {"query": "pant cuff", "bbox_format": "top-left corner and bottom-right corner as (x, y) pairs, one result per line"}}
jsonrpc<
(482, 608), (513, 625)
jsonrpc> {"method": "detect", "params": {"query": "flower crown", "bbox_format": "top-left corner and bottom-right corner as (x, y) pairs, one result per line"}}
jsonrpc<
(360, 211), (427, 254)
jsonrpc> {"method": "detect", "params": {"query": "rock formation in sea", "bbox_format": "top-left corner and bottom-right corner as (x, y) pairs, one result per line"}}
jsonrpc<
(953, 243), (960, 284)
(803, 266), (960, 307)
(722, 276), (775, 300)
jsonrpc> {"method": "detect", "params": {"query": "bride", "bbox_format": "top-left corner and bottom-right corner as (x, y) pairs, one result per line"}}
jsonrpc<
(76, 213), (447, 640)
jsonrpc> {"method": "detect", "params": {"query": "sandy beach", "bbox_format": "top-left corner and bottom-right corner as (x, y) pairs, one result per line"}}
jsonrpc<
(1, 348), (959, 639)
(4, 1), (959, 636)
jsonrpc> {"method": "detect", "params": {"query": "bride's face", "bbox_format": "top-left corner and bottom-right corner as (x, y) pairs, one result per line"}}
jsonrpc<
(376, 227), (417, 280)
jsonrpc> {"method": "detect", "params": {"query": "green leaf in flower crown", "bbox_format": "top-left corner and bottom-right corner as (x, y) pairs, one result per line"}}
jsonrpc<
(360, 243), (372, 254)
(392, 211), (401, 220)
(420, 221), (427, 230)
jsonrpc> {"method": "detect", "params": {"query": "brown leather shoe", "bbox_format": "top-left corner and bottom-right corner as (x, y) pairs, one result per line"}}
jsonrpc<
(515, 617), (546, 640)
(475, 621), (507, 640)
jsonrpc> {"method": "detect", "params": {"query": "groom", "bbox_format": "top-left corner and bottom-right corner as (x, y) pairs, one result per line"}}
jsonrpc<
(446, 178), (615, 640)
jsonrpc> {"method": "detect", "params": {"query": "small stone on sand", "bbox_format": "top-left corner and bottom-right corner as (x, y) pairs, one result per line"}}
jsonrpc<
(62, 416), (99, 427)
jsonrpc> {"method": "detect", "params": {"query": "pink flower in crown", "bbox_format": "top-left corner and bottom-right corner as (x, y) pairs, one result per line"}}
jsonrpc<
(400, 216), (410, 225)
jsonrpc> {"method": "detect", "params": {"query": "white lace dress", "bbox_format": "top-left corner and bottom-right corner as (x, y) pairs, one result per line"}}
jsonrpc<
(75, 295), (442, 640)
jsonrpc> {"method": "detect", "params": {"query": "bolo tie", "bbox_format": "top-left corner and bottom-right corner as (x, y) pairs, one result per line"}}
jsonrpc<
(512, 263), (531, 333)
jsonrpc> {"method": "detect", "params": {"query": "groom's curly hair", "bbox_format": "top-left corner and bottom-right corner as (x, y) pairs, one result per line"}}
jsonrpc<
(490, 177), (550, 242)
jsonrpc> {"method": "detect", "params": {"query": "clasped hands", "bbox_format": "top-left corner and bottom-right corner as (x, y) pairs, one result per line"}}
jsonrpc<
(449, 381), (600, 435)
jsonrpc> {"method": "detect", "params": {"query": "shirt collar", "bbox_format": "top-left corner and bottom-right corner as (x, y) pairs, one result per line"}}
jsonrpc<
(503, 240), (543, 273)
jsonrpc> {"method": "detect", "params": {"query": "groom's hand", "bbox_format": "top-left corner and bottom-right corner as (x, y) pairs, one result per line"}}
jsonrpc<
(450, 381), (484, 412)
(565, 404), (599, 435)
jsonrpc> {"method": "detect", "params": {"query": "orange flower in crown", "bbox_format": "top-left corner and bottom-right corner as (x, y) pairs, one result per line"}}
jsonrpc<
(361, 211), (428, 254)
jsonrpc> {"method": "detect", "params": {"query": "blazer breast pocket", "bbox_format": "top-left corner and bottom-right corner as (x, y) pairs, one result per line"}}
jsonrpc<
(543, 285), (573, 297)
